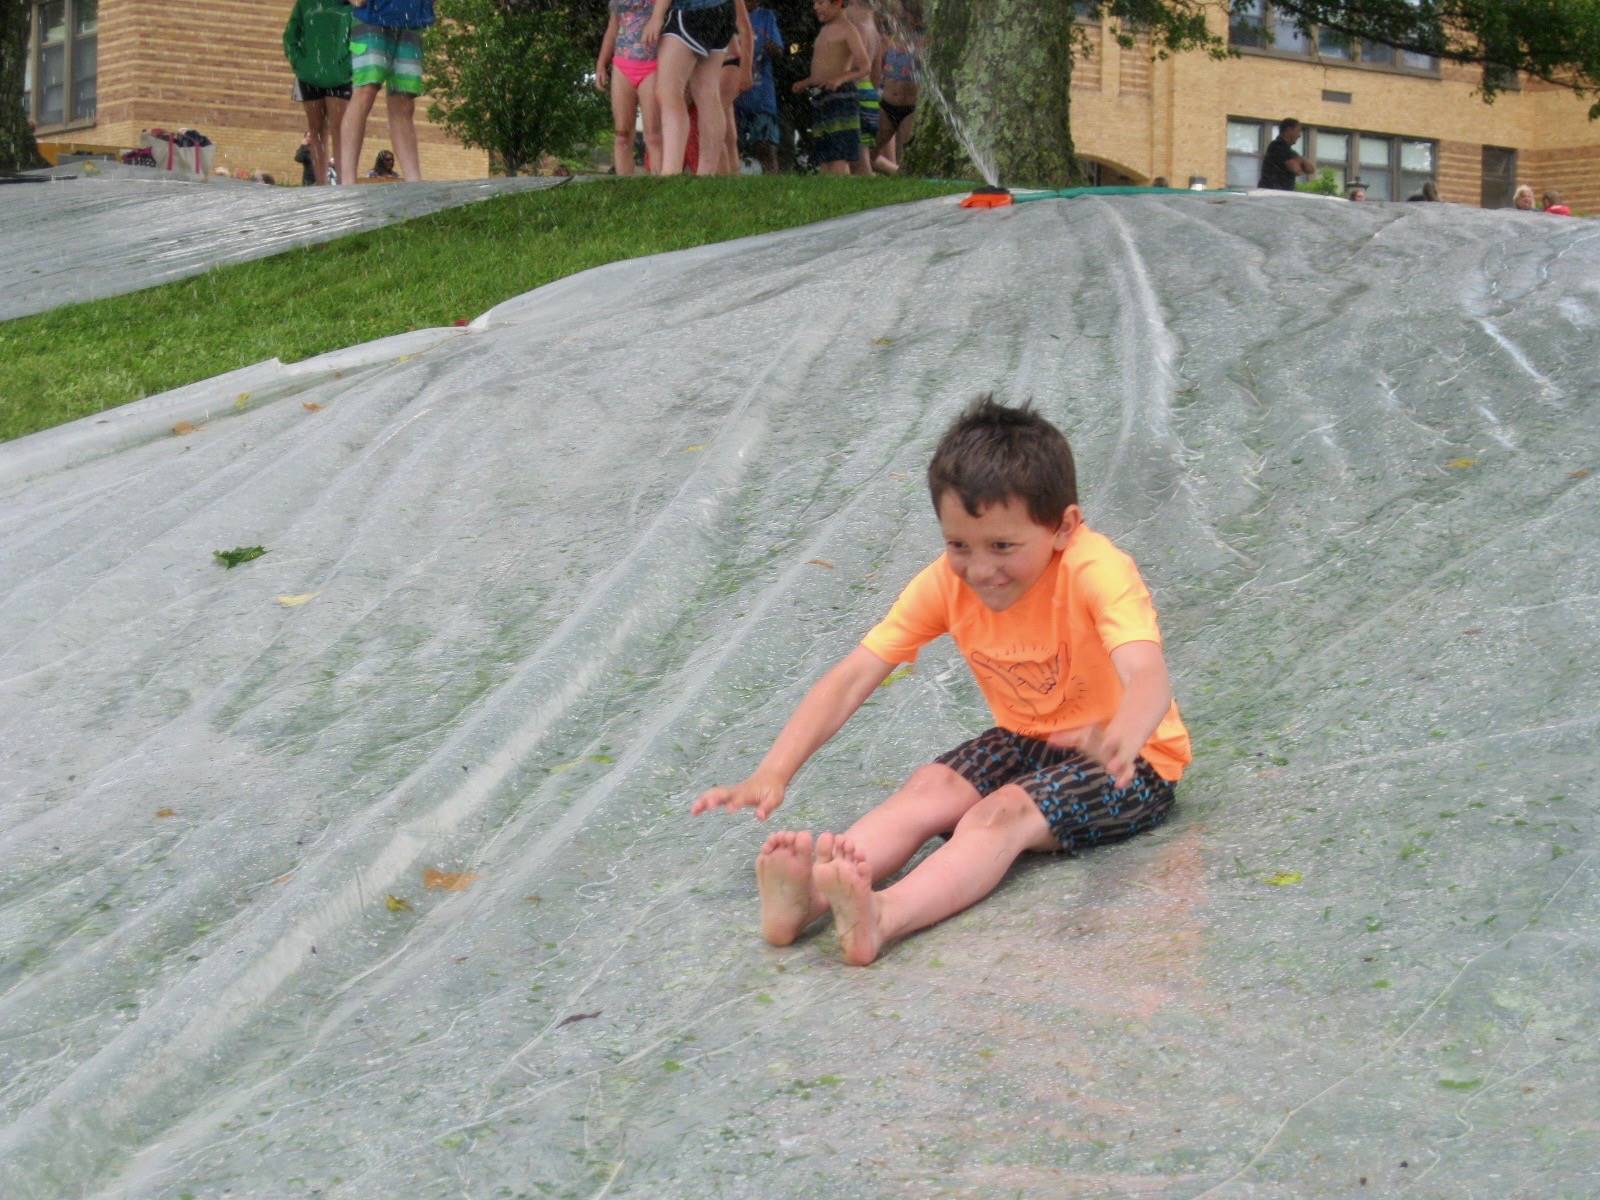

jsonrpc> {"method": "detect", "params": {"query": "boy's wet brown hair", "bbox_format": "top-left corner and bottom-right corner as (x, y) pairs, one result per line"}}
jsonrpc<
(927, 394), (1078, 527)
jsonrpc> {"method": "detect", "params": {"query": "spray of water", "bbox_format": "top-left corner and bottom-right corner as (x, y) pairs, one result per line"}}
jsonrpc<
(862, 0), (1000, 187)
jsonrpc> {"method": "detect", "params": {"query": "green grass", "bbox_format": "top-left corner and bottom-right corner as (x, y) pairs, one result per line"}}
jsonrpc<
(0, 175), (967, 442)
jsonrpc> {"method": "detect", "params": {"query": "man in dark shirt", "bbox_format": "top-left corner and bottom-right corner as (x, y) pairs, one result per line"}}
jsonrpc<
(1259, 117), (1315, 190)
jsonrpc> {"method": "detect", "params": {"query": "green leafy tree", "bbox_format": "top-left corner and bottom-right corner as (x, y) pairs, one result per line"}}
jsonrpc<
(425, 0), (609, 176)
(2, 0), (44, 172)
(1296, 166), (1343, 195)
(902, 0), (1600, 189)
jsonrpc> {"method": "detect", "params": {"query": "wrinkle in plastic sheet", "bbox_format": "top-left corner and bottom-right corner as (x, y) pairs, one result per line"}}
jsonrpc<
(0, 169), (574, 321)
(1, 194), (1598, 1199)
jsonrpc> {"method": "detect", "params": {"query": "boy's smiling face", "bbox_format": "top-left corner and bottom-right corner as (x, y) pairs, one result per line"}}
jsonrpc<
(937, 492), (1080, 611)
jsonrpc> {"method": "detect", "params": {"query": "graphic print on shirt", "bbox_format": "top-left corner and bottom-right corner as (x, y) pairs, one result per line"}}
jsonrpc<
(968, 643), (1085, 719)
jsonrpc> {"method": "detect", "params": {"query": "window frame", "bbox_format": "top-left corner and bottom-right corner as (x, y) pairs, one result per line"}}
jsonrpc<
(1228, 1), (1441, 79)
(23, 0), (99, 135)
(1226, 116), (1439, 200)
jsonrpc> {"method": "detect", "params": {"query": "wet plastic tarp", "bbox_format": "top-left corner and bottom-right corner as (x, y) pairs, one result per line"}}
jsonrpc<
(0, 167), (573, 321)
(2, 194), (1598, 1199)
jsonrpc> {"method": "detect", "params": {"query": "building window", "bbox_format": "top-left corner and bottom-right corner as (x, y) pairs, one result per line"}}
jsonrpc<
(22, 0), (97, 130)
(1229, 2), (1439, 73)
(1226, 117), (1437, 199)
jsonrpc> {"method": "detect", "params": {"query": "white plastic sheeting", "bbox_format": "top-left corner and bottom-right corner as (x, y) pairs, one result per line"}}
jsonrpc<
(2, 194), (1598, 1199)
(1, 168), (572, 321)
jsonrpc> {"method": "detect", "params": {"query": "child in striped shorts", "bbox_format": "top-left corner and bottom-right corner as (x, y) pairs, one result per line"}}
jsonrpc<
(338, 0), (434, 184)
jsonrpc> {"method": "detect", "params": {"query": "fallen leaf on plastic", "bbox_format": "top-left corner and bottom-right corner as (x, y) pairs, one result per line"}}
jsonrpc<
(1445, 457), (1477, 470)
(214, 546), (267, 568)
(524, 894), (542, 903)
(683, 444), (705, 453)
(423, 868), (478, 891)
(275, 592), (318, 607)
(172, 420), (200, 436)
(557, 1011), (601, 1027)
(1570, 468), (1590, 479)
(807, 558), (835, 570)
(234, 392), (251, 410)
(155, 807), (176, 818)
(1265, 871), (1303, 886)
(877, 666), (913, 688)
(872, 337), (893, 346)
(271, 872), (294, 885)
(302, 401), (323, 413)
(396, 354), (414, 363)
(385, 894), (413, 912)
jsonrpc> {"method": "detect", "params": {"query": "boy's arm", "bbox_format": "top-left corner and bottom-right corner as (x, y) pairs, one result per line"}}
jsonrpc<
(1047, 640), (1171, 788)
(691, 644), (895, 819)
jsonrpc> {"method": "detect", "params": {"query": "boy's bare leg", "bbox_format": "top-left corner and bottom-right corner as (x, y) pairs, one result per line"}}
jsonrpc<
(339, 83), (381, 184)
(755, 765), (981, 945)
(386, 91), (421, 180)
(815, 784), (1056, 966)
(756, 830), (821, 944)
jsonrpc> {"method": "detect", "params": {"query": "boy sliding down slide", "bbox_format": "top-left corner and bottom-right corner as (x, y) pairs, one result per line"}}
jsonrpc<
(693, 396), (1192, 966)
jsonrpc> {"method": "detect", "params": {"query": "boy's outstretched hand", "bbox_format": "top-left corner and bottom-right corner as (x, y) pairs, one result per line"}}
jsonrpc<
(691, 773), (786, 820)
(1046, 724), (1139, 789)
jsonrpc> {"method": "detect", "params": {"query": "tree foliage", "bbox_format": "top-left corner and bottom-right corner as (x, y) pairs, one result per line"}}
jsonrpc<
(1, 0), (44, 172)
(424, 0), (609, 176)
(903, 0), (1600, 188)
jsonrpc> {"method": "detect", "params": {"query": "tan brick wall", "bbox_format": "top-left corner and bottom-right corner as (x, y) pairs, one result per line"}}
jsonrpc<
(1120, 34), (1152, 98)
(1437, 139), (1480, 205)
(1071, 24), (1102, 92)
(72, 0), (488, 180)
(1065, 8), (1600, 204)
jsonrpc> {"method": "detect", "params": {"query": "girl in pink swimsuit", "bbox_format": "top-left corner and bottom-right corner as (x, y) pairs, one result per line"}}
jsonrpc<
(597, 0), (663, 174)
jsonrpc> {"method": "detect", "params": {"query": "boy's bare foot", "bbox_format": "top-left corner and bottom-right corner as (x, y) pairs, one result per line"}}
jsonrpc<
(813, 835), (884, 966)
(756, 831), (821, 946)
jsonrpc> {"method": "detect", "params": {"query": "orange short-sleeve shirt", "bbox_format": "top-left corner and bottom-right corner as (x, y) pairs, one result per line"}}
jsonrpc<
(860, 526), (1192, 781)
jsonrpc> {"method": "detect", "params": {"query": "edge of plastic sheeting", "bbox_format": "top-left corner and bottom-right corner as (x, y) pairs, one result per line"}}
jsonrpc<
(0, 326), (466, 491)
(469, 192), (966, 332)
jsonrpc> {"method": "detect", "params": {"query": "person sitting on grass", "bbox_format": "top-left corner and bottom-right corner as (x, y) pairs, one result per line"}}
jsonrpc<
(791, 0), (869, 177)
(692, 396), (1192, 966)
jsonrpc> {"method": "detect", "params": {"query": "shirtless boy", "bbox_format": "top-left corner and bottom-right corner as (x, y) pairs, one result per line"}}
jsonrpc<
(693, 397), (1192, 965)
(792, 0), (869, 176)
(844, 0), (882, 175)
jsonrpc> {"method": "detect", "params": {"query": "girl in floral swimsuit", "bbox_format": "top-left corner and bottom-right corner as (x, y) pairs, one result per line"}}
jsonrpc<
(597, 0), (663, 174)
(873, 32), (918, 174)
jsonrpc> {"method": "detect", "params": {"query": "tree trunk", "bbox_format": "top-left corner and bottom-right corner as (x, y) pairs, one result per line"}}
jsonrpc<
(902, 0), (1083, 189)
(1, 0), (44, 172)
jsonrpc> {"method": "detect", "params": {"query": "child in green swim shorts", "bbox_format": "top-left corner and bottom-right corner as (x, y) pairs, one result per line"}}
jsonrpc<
(338, 0), (434, 184)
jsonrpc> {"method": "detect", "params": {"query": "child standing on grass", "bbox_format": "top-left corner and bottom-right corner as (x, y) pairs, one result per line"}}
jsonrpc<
(282, 0), (353, 185)
(597, 0), (664, 175)
(693, 397), (1191, 966)
(644, 0), (739, 175)
(338, 0), (433, 184)
(791, 0), (868, 177)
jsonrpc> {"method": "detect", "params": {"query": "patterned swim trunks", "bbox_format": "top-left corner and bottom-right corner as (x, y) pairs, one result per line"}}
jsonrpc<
(351, 20), (425, 95)
(856, 79), (879, 150)
(811, 87), (860, 165)
(937, 727), (1176, 853)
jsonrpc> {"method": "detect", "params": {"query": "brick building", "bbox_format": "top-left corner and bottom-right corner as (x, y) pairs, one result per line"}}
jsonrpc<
(21, 0), (488, 180)
(1070, 3), (1599, 210)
